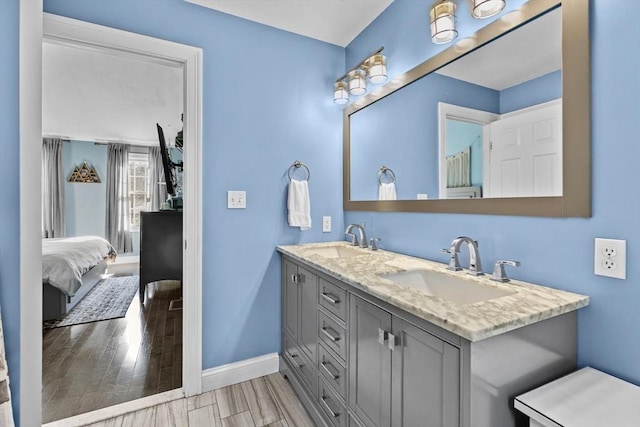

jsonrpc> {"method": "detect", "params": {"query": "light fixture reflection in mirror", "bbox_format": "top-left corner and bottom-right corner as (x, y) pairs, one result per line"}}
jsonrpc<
(344, 0), (591, 217)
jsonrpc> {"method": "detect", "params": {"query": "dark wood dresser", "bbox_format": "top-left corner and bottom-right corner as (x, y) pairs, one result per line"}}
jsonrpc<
(140, 210), (183, 301)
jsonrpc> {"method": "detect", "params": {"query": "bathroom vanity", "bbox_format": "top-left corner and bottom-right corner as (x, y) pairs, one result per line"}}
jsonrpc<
(277, 242), (589, 427)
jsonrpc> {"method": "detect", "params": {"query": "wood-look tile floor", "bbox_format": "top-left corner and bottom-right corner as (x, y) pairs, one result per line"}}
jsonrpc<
(42, 263), (183, 423)
(84, 373), (315, 427)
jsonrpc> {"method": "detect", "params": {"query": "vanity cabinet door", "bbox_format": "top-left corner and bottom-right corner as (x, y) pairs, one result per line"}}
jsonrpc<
(283, 259), (299, 341)
(298, 265), (318, 363)
(349, 296), (392, 427)
(391, 319), (461, 427)
(282, 259), (318, 363)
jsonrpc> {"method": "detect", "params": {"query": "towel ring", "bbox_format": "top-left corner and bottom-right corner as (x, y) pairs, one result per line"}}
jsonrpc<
(378, 166), (396, 185)
(288, 160), (310, 181)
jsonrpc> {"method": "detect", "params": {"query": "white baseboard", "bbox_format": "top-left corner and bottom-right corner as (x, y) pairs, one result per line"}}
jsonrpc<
(112, 255), (140, 265)
(202, 352), (280, 392)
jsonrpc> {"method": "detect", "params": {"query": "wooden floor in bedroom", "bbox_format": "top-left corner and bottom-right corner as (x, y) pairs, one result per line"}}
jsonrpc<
(42, 263), (183, 423)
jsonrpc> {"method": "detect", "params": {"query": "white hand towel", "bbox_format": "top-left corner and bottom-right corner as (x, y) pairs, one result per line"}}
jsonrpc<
(288, 179), (311, 230)
(378, 182), (397, 200)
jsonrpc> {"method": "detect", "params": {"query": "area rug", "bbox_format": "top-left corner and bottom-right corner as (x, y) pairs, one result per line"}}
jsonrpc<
(44, 275), (139, 329)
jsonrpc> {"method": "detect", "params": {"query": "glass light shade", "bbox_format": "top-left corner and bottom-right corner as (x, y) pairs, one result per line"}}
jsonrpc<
(472, 0), (506, 19)
(366, 54), (388, 84)
(430, 0), (458, 44)
(333, 81), (349, 104)
(348, 69), (367, 95)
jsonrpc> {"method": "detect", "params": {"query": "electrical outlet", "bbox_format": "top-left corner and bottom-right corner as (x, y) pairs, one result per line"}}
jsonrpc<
(322, 216), (331, 233)
(227, 190), (246, 209)
(594, 238), (626, 279)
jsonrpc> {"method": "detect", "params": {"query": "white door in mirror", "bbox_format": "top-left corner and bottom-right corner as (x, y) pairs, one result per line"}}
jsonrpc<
(594, 238), (626, 279)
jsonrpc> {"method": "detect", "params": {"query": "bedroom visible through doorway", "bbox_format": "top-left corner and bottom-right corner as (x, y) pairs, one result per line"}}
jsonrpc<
(41, 37), (186, 422)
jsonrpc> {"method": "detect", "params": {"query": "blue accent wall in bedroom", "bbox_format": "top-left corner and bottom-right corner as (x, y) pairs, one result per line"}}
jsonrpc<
(43, 0), (345, 369)
(345, 0), (640, 386)
(63, 141), (108, 238)
(0, 0), (21, 419)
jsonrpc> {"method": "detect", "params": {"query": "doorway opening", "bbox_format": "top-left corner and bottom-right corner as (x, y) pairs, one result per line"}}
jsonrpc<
(22, 12), (203, 426)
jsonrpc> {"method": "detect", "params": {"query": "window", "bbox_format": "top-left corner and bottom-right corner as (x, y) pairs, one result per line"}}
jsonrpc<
(128, 153), (150, 231)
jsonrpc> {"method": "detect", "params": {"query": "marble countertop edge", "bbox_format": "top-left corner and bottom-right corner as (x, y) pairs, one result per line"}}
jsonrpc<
(277, 242), (590, 343)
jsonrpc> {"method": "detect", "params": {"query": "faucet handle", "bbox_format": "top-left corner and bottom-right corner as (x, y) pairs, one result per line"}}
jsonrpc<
(491, 260), (521, 282)
(441, 248), (462, 271)
(370, 237), (381, 251)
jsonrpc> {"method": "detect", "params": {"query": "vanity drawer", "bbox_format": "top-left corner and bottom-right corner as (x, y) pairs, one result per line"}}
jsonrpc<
(318, 343), (347, 401)
(318, 377), (348, 427)
(283, 334), (317, 397)
(319, 278), (347, 322)
(318, 310), (347, 362)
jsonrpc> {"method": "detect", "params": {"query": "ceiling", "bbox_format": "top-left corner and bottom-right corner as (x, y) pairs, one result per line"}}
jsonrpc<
(185, 0), (394, 47)
(436, 7), (561, 90)
(42, 42), (184, 145)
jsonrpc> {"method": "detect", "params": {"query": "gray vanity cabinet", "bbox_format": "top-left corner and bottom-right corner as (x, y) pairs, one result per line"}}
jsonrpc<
(391, 318), (460, 427)
(348, 296), (392, 427)
(349, 295), (461, 427)
(282, 259), (318, 366)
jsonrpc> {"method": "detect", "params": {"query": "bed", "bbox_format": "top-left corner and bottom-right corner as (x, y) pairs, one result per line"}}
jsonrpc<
(42, 236), (117, 321)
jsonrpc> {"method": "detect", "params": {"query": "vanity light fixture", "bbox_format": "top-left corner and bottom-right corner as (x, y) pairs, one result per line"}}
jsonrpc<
(348, 69), (367, 96)
(333, 81), (349, 104)
(471, 0), (506, 19)
(430, 0), (458, 44)
(333, 47), (387, 104)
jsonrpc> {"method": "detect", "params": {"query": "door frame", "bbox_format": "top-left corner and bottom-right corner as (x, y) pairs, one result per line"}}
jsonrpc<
(20, 8), (203, 426)
(437, 102), (499, 199)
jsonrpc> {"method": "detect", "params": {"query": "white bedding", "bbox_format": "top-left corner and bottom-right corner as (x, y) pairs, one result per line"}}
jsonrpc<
(42, 236), (117, 297)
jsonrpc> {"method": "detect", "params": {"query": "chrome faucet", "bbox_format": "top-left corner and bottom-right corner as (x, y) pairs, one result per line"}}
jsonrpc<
(345, 223), (368, 249)
(441, 236), (484, 276)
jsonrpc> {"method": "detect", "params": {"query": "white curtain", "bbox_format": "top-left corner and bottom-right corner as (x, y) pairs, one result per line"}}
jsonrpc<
(446, 146), (471, 188)
(105, 143), (133, 253)
(148, 146), (167, 211)
(42, 138), (65, 238)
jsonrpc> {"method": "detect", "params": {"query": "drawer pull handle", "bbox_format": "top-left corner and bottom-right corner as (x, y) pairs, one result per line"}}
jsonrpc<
(388, 332), (396, 351)
(378, 328), (388, 345)
(320, 361), (340, 380)
(321, 292), (340, 304)
(321, 327), (341, 342)
(321, 395), (340, 418)
(291, 274), (298, 283)
(290, 353), (303, 368)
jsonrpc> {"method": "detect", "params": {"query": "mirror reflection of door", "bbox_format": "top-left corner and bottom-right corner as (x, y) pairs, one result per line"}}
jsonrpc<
(486, 100), (562, 198)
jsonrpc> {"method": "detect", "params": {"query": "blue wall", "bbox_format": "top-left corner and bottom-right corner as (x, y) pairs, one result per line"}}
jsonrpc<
(42, 0), (346, 368)
(346, 0), (640, 385)
(500, 70), (562, 114)
(0, 0), (21, 419)
(63, 141), (107, 238)
(350, 73), (498, 200)
(445, 120), (483, 187)
(62, 141), (141, 255)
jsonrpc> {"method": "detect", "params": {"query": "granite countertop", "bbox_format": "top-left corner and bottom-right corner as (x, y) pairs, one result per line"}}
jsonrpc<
(277, 241), (589, 342)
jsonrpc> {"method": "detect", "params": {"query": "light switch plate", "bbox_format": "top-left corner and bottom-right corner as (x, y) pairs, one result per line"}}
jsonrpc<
(227, 191), (246, 209)
(594, 238), (626, 279)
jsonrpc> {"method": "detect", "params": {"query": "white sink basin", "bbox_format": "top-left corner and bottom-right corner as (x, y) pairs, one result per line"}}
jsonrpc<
(380, 269), (516, 304)
(306, 246), (365, 259)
